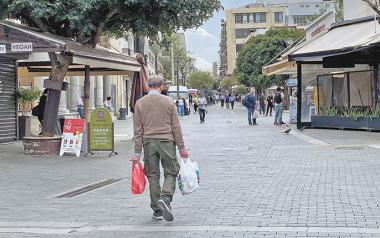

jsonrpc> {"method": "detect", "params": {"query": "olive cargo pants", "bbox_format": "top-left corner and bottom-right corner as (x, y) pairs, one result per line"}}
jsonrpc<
(143, 139), (180, 212)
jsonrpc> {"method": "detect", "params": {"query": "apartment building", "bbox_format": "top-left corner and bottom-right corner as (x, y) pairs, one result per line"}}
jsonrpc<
(225, 3), (287, 75)
(221, 1), (335, 76)
(257, 0), (335, 26)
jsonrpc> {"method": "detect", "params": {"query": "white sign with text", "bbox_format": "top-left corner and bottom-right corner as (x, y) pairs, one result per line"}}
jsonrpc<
(11, 42), (33, 52)
(0, 45), (6, 54)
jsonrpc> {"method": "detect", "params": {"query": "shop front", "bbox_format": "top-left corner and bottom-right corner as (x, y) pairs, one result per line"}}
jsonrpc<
(289, 17), (380, 131)
(0, 20), (140, 145)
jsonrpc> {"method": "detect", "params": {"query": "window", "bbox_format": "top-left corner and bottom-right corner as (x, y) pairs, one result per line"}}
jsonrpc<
(315, 5), (320, 8)
(300, 4), (304, 8)
(255, 12), (266, 23)
(293, 16), (307, 26)
(249, 13), (255, 23)
(275, 12), (283, 23)
(236, 44), (244, 54)
(242, 14), (248, 23)
(235, 14), (243, 23)
(305, 4), (310, 8)
(235, 29), (255, 39)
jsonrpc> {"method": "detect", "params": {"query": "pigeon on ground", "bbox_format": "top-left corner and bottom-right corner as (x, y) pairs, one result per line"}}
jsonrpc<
(283, 128), (291, 134)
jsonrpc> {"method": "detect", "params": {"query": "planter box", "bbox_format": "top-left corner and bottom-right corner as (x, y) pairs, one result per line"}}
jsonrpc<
(23, 136), (61, 156)
(18, 116), (31, 139)
(311, 116), (380, 131)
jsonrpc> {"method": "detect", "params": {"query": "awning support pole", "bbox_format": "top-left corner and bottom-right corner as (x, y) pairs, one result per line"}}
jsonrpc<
(297, 63), (302, 129)
(374, 64), (379, 107)
(84, 65), (91, 122)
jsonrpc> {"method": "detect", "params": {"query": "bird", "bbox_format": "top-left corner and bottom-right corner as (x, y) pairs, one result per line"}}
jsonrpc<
(283, 128), (291, 134)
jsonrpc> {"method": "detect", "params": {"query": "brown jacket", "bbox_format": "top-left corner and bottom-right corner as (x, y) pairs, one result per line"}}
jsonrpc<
(133, 93), (185, 153)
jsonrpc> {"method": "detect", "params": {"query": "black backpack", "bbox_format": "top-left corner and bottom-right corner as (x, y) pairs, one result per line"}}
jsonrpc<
(274, 92), (282, 104)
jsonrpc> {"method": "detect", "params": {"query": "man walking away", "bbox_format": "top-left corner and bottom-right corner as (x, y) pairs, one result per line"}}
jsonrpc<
(229, 94), (236, 110)
(131, 75), (189, 222)
(259, 93), (265, 115)
(266, 94), (273, 116)
(274, 87), (285, 125)
(198, 93), (207, 123)
(220, 94), (225, 107)
(246, 89), (256, 125)
(225, 94), (230, 109)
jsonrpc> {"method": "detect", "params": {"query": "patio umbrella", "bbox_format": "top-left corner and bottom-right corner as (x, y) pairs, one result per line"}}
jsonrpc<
(129, 53), (149, 113)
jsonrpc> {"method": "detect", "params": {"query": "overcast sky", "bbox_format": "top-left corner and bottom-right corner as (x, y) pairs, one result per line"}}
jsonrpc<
(185, 0), (254, 71)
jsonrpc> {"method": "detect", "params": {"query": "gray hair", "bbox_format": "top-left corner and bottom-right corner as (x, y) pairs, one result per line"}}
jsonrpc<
(148, 75), (164, 88)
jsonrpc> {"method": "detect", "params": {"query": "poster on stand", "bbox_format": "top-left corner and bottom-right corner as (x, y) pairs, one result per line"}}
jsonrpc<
(289, 95), (297, 124)
(59, 118), (85, 157)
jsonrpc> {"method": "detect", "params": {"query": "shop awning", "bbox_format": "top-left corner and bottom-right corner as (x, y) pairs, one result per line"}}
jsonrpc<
(289, 17), (380, 62)
(0, 21), (141, 74)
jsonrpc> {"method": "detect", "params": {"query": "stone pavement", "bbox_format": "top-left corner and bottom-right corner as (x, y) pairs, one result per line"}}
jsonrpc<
(0, 104), (380, 237)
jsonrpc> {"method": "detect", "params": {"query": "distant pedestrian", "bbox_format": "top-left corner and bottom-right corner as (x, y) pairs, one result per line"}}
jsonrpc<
(189, 94), (193, 114)
(32, 88), (48, 131)
(131, 75), (189, 222)
(274, 87), (285, 125)
(225, 94), (230, 109)
(245, 89), (256, 125)
(104, 96), (113, 112)
(220, 94), (225, 107)
(77, 95), (84, 119)
(229, 94), (236, 109)
(266, 94), (273, 116)
(259, 93), (265, 115)
(193, 95), (199, 113)
(176, 97), (185, 117)
(198, 93), (207, 123)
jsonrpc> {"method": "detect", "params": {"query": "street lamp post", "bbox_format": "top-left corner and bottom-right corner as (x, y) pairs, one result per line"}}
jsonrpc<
(175, 59), (180, 99)
(181, 65), (185, 86)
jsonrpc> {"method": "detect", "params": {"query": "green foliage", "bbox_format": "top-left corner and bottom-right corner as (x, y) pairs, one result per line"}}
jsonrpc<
(234, 85), (248, 96)
(220, 75), (237, 90)
(1, 0), (222, 47)
(322, 106), (380, 120)
(159, 34), (191, 81)
(187, 71), (213, 89)
(236, 28), (304, 89)
(16, 87), (42, 113)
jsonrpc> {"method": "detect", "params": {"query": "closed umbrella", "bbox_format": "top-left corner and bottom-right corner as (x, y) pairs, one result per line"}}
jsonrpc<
(129, 53), (149, 113)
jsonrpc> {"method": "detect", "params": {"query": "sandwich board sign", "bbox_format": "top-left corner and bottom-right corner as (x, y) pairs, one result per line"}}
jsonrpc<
(59, 118), (85, 157)
(88, 108), (116, 156)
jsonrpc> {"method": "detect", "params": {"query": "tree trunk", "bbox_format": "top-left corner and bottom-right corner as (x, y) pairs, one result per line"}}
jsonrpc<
(41, 52), (72, 137)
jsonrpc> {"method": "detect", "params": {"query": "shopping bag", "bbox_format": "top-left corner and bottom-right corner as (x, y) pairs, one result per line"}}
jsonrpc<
(177, 158), (200, 195)
(253, 110), (259, 119)
(131, 162), (146, 194)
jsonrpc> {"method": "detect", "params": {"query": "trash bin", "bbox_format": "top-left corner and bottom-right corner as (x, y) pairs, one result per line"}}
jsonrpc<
(119, 108), (127, 120)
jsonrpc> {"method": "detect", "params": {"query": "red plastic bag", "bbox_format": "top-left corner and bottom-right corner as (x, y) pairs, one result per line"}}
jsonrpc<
(131, 162), (146, 194)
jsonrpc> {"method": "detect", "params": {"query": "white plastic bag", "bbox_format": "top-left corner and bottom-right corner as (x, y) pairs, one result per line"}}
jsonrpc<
(253, 110), (259, 119)
(177, 158), (200, 195)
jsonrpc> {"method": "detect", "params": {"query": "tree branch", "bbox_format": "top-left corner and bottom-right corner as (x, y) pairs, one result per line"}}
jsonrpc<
(89, 7), (119, 48)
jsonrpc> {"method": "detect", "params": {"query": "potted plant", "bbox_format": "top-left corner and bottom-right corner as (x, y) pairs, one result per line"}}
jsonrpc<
(16, 87), (41, 139)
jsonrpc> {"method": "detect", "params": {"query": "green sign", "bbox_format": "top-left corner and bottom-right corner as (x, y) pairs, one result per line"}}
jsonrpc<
(89, 108), (113, 151)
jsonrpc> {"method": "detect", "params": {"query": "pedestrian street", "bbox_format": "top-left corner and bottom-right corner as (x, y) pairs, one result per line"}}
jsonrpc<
(1, 105), (380, 238)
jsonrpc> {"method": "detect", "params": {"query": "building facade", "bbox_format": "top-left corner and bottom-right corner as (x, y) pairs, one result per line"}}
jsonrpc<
(225, 3), (287, 75)
(343, 0), (374, 20)
(222, 0), (335, 76)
